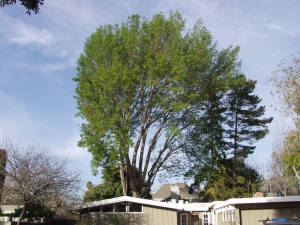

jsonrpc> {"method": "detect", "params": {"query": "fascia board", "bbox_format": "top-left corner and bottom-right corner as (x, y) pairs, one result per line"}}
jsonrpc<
(80, 196), (184, 210)
(225, 196), (300, 205)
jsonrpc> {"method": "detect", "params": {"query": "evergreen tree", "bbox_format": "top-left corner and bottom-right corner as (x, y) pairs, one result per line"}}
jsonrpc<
(185, 82), (228, 187)
(225, 74), (273, 187)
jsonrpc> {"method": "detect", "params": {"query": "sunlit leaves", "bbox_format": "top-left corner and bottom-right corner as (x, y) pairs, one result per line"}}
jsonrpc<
(74, 11), (242, 198)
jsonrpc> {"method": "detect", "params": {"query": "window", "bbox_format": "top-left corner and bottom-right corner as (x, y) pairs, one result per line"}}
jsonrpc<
(99, 202), (143, 213)
(128, 203), (142, 212)
(102, 204), (113, 212)
(90, 207), (101, 212)
(222, 210), (235, 222)
(203, 213), (209, 225)
(115, 203), (126, 212)
(191, 214), (199, 225)
(231, 211), (235, 221)
(181, 213), (189, 225)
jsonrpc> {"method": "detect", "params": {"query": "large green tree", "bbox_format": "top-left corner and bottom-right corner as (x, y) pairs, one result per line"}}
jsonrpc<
(74, 12), (241, 198)
(185, 74), (272, 195)
(225, 74), (273, 187)
(184, 70), (230, 188)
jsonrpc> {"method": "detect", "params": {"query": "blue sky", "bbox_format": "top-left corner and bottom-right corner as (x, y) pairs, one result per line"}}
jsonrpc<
(1, 0), (299, 192)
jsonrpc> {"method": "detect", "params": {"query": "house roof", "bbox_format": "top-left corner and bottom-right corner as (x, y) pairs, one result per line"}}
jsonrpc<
(78, 195), (300, 214)
(152, 183), (198, 200)
(79, 196), (210, 212)
(213, 196), (300, 210)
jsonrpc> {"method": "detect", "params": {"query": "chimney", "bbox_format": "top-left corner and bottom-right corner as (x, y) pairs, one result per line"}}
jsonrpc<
(253, 192), (264, 198)
(171, 184), (180, 201)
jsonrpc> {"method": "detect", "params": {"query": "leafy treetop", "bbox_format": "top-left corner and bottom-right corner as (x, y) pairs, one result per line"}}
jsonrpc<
(74, 11), (241, 198)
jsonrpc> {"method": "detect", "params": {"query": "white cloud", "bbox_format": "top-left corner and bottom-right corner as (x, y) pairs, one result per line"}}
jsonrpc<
(38, 63), (66, 72)
(9, 23), (53, 46)
(265, 23), (285, 32)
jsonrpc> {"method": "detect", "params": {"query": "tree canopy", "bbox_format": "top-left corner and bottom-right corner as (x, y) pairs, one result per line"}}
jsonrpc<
(185, 74), (272, 199)
(0, 0), (44, 14)
(199, 160), (263, 201)
(269, 53), (300, 181)
(226, 74), (273, 186)
(74, 11), (242, 198)
(269, 53), (300, 121)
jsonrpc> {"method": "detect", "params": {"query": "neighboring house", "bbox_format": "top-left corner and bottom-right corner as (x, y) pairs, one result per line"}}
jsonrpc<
(77, 194), (300, 225)
(0, 205), (23, 224)
(0, 205), (23, 216)
(152, 183), (198, 202)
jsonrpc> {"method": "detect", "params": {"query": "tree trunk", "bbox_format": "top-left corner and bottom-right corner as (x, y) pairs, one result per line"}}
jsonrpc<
(17, 203), (26, 225)
(119, 163), (127, 196)
(233, 110), (238, 189)
(0, 149), (7, 203)
(132, 191), (138, 198)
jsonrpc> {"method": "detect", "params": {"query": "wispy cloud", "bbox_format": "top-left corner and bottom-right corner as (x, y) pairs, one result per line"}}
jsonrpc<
(265, 23), (285, 32)
(9, 23), (53, 46)
(0, 92), (43, 141)
(38, 63), (66, 72)
(54, 131), (91, 160)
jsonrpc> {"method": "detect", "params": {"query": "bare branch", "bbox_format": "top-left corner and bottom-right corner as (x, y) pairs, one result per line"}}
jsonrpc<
(0, 137), (82, 224)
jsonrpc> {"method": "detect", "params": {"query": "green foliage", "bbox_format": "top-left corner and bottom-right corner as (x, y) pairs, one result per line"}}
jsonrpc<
(226, 74), (273, 185)
(13, 204), (54, 220)
(283, 128), (300, 182)
(199, 160), (263, 201)
(186, 74), (272, 194)
(226, 74), (273, 159)
(74, 11), (241, 197)
(83, 167), (123, 202)
(83, 182), (123, 203)
(184, 78), (229, 187)
(78, 213), (144, 225)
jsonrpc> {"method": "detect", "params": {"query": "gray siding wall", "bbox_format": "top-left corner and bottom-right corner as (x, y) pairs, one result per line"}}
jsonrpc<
(143, 206), (177, 225)
(241, 207), (300, 225)
(89, 206), (178, 225)
(0, 222), (11, 225)
(215, 203), (300, 225)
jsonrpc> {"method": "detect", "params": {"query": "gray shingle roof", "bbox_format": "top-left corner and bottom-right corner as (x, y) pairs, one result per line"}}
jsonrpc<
(152, 183), (198, 201)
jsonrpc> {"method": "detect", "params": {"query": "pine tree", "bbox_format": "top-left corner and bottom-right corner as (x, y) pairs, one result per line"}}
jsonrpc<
(225, 74), (273, 187)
